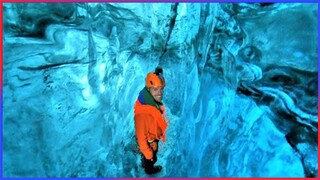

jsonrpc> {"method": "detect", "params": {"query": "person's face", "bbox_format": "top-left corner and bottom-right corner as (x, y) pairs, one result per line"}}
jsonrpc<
(149, 87), (164, 102)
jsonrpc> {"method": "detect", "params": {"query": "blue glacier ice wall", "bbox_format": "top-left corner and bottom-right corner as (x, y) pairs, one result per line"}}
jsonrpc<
(2, 3), (318, 178)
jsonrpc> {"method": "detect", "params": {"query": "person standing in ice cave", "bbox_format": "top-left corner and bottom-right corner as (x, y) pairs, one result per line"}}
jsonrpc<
(133, 67), (169, 175)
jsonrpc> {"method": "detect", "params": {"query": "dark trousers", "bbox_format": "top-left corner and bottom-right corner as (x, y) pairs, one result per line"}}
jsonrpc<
(141, 140), (158, 173)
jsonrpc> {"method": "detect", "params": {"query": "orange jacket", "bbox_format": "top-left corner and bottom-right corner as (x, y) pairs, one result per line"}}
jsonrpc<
(134, 99), (168, 160)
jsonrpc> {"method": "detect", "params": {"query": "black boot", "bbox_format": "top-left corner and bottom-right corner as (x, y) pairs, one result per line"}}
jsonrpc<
(144, 159), (162, 175)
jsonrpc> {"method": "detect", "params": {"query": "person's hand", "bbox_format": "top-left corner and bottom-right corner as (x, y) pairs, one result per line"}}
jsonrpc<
(150, 141), (158, 151)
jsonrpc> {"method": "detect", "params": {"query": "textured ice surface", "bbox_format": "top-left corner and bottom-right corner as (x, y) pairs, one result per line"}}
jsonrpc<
(2, 2), (318, 178)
